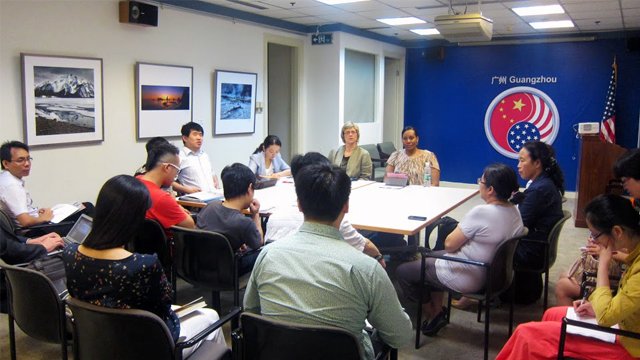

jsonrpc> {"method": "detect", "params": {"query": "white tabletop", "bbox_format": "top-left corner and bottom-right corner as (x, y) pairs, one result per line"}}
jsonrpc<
(349, 184), (478, 235)
(255, 180), (478, 236)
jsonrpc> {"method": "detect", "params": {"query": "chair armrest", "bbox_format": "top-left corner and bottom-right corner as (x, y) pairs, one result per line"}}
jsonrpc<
(517, 237), (548, 246)
(175, 306), (242, 351)
(422, 249), (489, 269)
(16, 221), (75, 236)
(562, 317), (640, 340)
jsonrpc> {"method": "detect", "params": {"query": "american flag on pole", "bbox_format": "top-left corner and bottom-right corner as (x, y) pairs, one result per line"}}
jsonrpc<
(600, 57), (617, 143)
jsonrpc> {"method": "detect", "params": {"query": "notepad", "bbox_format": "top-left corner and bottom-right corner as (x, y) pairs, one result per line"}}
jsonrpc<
(50, 202), (85, 223)
(173, 297), (207, 318)
(565, 307), (617, 343)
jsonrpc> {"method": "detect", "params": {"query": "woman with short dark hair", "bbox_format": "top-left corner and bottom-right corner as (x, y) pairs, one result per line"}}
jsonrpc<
(396, 163), (524, 336)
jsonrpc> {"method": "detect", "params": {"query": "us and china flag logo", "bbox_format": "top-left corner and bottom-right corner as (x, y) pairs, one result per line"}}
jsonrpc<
(484, 86), (559, 159)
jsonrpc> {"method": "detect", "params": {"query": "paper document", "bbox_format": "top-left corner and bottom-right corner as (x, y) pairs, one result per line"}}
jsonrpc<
(51, 203), (84, 223)
(565, 307), (618, 343)
(172, 297), (207, 318)
(179, 191), (223, 202)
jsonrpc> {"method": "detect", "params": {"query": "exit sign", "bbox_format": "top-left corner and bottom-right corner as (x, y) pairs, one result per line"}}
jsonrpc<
(311, 33), (333, 45)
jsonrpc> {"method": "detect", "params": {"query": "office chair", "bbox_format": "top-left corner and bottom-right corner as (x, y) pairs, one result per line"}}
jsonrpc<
(360, 144), (386, 182)
(376, 142), (396, 162)
(2, 260), (70, 360)
(171, 226), (240, 315)
(558, 317), (640, 359)
(129, 218), (176, 300)
(515, 210), (571, 310)
(66, 297), (240, 360)
(233, 312), (397, 360)
(416, 229), (528, 360)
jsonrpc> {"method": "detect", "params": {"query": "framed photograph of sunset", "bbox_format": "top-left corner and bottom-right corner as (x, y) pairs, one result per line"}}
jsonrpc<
(136, 62), (193, 139)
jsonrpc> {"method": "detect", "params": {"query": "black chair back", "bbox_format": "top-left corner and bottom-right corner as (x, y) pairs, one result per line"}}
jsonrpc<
(484, 232), (525, 295)
(238, 312), (363, 360)
(376, 142), (396, 160)
(66, 297), (175, 360)
(171, 226), (238, 312)
(547, 210), (572, 269)
(129, 219), (171, 268)
(2, 260), (68, 360)
(0, 208), (16, 234)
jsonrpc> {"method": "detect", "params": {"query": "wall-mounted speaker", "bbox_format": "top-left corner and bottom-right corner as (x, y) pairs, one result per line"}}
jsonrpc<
(119, 1), (158, 27)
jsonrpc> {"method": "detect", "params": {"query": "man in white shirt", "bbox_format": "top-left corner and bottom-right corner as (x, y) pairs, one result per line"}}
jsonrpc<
(0, 141), (53, 227)
(173, 122), (220, 194)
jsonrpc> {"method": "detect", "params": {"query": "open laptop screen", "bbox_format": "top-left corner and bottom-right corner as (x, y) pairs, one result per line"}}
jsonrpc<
(65, 214), (93, 244)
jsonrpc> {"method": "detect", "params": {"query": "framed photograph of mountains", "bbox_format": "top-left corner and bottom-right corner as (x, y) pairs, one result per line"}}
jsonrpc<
(21, 54), (104, 146)
(136, 62), (193, 139)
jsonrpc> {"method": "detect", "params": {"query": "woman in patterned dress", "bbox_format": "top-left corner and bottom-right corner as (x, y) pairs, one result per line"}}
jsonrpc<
(385, 126), (440, 186)
(63, 175), (225, 357)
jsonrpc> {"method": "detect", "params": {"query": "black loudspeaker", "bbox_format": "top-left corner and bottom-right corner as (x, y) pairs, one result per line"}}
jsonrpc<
(627, 37), (640, 52)
(119, 1), (158, 27)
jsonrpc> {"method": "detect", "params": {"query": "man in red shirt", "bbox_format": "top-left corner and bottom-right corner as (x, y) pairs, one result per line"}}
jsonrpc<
(137, 143), (195, 229)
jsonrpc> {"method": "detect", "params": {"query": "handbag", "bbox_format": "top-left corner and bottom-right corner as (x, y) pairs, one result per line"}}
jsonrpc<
(567, 253), (623, 296)
(25, 252), (67, 296)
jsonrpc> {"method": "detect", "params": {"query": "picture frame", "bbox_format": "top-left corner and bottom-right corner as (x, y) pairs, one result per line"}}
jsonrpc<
(213, 70), (257, 135)
(21, 53), (104, 146)
(136, 62), (193, 139)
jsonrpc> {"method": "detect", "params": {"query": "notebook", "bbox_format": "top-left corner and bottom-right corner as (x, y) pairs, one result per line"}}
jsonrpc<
(384, 172), (409, 187)
(62, 214), (93, 246)
(255, 177), (278, 189)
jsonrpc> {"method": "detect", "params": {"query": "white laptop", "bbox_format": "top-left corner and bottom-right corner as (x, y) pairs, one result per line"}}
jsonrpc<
(62, 214), (93, 246)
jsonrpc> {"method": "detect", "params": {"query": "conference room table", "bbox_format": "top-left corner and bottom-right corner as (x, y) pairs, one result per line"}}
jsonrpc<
(177, 179), (478, 246)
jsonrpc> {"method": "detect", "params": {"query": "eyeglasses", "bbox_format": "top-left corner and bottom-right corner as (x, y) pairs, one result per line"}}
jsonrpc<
(9, 157), (33, 165)
(477, 178), (486, 185)
(589, 231), (604, 241)
(163, 163), (181, 174)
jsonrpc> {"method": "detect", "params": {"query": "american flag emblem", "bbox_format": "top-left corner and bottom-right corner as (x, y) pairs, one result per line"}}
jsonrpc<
(484, 86), (560, 159)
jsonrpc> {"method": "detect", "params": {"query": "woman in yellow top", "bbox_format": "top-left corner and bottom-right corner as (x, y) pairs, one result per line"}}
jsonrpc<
(497, 194), (640, 360)
(327, 122), (372, 180)
(386, 126), (440, 186)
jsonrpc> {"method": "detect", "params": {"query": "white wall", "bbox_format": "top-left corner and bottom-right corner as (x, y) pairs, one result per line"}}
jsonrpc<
(303, 32), (405, 156)
(0, 0), (404, 206)
(0, 0), (301, 206)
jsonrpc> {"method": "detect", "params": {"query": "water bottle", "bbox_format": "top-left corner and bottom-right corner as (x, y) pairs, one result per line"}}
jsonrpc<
(423, 161), (432, 187)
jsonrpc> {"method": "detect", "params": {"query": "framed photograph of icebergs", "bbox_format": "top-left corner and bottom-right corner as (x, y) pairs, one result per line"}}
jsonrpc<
(21, 53), (104, 146)
(213, 70), (257, 135)
(136, 62), (193, 139)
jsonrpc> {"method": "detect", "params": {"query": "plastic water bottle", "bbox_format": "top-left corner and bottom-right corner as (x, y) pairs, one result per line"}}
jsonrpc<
(423, 161), (432, 187)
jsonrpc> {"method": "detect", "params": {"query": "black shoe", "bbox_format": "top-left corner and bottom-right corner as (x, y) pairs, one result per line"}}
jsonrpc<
(421, 307), (448, 337)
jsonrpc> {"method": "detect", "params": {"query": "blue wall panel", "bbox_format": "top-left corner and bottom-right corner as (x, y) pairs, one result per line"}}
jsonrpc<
(404, 39), (640, 191)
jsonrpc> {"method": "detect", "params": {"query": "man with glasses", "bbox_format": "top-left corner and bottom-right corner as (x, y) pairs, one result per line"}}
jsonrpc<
(0, 140), (53, 227)
(137, 142), (195, 229)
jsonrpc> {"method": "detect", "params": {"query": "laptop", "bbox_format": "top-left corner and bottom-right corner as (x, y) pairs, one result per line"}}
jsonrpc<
(62, 214), (93, 246)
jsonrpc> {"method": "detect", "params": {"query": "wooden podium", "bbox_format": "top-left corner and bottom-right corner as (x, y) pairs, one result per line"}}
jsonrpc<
(574, 135), (627, 227)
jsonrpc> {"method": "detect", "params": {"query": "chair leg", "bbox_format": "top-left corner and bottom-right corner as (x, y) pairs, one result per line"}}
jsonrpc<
(446, 293), (452, 323)
(483, 299), (490, 360)
(477, 301), (482, 323)
(543, 270), (549, 310)
(415, 253), (426, 349)
(390, 348), (398, 360)
(61, 340), (68, 360)
(212, 291), (222, 314)
(9, 313), (16, 360)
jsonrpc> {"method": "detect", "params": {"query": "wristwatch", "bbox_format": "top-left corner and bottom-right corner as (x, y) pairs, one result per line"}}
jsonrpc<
(374, 254), (384, 261)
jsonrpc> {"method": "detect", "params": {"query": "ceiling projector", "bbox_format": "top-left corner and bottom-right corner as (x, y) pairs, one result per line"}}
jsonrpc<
(434, 13), (493, 43)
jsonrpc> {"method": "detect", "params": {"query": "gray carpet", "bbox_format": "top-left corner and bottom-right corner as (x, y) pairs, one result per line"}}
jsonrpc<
(0, 192), (588, 360)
